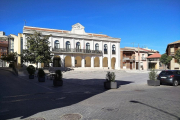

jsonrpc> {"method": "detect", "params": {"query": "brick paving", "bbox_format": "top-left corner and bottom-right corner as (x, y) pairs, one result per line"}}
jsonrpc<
(0, 68), (180, 120)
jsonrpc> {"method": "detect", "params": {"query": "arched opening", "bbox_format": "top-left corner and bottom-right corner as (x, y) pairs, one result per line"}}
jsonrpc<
(95, 43), (99, 50)
(86, 42), (90, 53)
(66, 41), (71, 51)
(54, 40), (60, 49)
(103, 57), (108, 67)
(94, 57), (99, 67)
(53, 56), (61, 67)
(111, 57), (116, 69)
(112, 45), (116, 54)
(76, 42), (81, 52)
(65, 56), (71, 67)
(85, 56), (91, 67)
(104, 44), (108, 54)
(75, 56), (82, 67)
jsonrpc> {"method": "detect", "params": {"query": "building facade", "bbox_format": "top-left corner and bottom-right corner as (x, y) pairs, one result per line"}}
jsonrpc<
(23, 23), (121, 69)
(120, 47), (157, 70)
(0, 31), (8, 67)
(8, 34), (23, 68)
(166, 40), (180, 70)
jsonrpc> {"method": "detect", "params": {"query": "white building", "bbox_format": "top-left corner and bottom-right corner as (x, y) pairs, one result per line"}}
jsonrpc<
(23, 23), (121, 69)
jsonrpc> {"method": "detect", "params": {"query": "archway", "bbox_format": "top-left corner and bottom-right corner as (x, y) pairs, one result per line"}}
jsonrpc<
(94, 57), (99, 67)
(111, 57), (116, 69)
(75, 56), (82, 67)
(53, 56), (61, 67)
(85, 56), (91, 67)
(65, 56), (71, 67)
(103, 57), (108, 67)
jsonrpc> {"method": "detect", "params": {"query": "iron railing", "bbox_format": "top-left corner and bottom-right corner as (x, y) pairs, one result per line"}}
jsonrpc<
(52, 48), (102, 54)
(141, 57), (146, 60)
(123, 56), (135, 60)
(169, 52), (175, 56)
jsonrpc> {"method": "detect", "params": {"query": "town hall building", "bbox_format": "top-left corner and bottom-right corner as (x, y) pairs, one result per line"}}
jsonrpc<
(23, 23), (121, 69)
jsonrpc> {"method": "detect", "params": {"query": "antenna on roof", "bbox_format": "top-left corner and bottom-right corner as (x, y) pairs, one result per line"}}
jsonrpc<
(23, 20), (27, 26)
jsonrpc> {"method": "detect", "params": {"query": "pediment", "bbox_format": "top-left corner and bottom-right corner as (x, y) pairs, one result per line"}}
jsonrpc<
(71, 23), (86, 34)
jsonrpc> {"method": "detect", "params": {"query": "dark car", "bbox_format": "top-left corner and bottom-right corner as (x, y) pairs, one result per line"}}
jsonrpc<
(157, 70), (180, 86)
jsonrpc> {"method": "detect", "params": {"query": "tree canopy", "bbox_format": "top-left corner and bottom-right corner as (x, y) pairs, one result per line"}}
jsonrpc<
(159, 54), (172, 68)
(1, 52), (17, 62)
(19, 31), (52, 65)
(174, 49), (180, 64)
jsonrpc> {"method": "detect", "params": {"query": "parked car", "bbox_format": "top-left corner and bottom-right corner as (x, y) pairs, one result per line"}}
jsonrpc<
(157, 70), (180, 86)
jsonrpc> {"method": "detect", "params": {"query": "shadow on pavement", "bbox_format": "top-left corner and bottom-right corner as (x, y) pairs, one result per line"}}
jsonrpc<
(0, 73), (133, 120)
(130, 100), (180, 120)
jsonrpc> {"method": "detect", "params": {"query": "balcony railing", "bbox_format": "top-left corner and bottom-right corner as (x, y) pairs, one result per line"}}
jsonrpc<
(147, 58), (159, 61)
(141, 57), (146, 61)
(123, 56), (135, 60)
(169, 52), (175, 56)
(112, 51), (116, 55)
(52, 48), (102, 54)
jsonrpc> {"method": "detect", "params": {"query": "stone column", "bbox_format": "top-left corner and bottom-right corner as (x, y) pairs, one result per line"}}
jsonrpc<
(91, 56), (94, 68)
(81, 56), (85, 67)
(100, 56), (103, 68)
(71, 56), (75, 67)
(116, 42), (120, 69)
(60, 55), (65, 68)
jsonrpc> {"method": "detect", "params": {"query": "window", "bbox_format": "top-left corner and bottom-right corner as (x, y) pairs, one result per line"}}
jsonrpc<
(76, 42), (80, 52)
(95, 43), (99, 50)
(112, 45), (115, 54)
(86, 43), (90, 53)
(86, 43), (90, 50)
(104, 44), (108, 54)
(54, 40), (60, 49)
(21, 37), (23, 52)
(66, 41), (71, 50)
(75, 60), (77, 64)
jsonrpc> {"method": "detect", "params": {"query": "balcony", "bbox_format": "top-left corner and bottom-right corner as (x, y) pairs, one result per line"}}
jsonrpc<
(52, 48), (102, 54)
(169, 52), (175, 56)
(123, 56), (135, 60)
(141, 57), (146, 61)
(147, 58), (159, 61)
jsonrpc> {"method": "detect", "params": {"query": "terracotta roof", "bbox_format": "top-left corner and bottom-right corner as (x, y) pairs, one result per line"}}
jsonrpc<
(147, 53), (161, 58)
(168, 40), (180, 45)
(24, 27), (67, 33)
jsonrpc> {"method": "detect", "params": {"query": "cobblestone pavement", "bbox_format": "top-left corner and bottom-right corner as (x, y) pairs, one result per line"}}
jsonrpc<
(0, 68), (180, 120)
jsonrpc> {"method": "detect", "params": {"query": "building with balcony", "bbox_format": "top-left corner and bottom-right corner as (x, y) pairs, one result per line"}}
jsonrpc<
(120, 47), (157, 70)
(166, 40), (180, 70)
(0, 31), (9, 67)
(23, 23), (121, 69)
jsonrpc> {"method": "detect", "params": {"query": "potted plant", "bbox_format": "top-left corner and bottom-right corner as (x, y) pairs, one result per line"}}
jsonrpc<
(53, 70), (63, 86)
(26, 65), (36, 79)
(104, 71), (117, 89)
(38, 68), (45, 82)
(147, 69), (160, 86)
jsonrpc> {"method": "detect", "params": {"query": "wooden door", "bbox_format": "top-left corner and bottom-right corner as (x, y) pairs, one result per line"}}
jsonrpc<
(130, 62), (132, 69)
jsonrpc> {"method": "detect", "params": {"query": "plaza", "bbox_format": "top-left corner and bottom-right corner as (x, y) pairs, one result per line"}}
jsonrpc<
(0, 68), (180, 120)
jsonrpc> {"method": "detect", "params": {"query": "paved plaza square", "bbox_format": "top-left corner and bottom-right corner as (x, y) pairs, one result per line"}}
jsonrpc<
(0, 68), (180, 120)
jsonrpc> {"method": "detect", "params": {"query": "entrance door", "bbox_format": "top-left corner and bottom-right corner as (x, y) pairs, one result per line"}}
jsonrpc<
(136, 62), (138, 70)
(130, 62), (132, 70)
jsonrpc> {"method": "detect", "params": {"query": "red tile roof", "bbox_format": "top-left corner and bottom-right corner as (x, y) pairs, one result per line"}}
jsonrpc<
(147, 53), (161, 58)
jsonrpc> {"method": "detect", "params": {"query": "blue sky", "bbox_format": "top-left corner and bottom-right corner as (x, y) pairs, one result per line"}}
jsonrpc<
(0, 0), (179, 54)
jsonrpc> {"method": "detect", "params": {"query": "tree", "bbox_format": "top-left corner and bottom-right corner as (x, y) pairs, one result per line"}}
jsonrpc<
(19, 31), (52, 68)
(1, 52), (17, 62)
(159, 53), (172, 69)
(175, 49), (180, 64)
